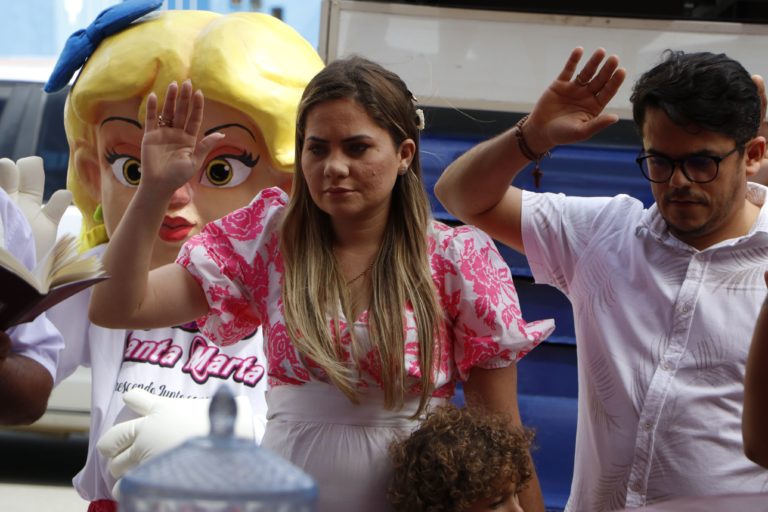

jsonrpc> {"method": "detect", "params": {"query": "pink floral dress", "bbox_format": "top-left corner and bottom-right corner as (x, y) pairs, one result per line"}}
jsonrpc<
(177, 187), (554, 511)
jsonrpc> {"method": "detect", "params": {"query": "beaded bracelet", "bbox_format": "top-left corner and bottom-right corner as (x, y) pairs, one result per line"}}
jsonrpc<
(513, 114), (549, 188)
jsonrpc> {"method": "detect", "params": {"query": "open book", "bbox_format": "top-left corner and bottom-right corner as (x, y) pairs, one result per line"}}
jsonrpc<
(0, 234), (107, 329)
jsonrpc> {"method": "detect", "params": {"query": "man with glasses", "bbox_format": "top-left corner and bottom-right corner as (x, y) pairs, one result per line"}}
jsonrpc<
(435, 48), (768, 510)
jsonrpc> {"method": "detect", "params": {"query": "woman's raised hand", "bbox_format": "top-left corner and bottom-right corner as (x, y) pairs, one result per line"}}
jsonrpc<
(524, 48), (626, 153)
(141, 80), (224, 195)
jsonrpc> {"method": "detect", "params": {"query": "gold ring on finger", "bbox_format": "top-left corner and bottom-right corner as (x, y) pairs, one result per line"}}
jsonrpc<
(575, 74), (590, 87)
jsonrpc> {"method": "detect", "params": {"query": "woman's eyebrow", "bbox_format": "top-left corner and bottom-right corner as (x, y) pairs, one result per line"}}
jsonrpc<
(205, 123), (256, 141)
(100, 116), (142, 129)
(305, 134), (372, 143)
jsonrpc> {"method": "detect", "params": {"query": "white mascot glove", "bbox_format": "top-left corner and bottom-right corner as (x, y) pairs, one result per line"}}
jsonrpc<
(0, 156), (72, 259)
(97, 388), (256, 499)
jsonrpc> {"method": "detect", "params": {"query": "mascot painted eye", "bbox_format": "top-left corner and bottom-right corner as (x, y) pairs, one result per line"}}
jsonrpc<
(107, 153), (142, 187)
(205, 158), (233, 186)
(201, 152), (258, 188)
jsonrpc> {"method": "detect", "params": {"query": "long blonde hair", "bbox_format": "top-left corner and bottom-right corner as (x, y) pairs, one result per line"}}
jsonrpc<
(281, 57), (442, 415)
(64, 10), (323, 249)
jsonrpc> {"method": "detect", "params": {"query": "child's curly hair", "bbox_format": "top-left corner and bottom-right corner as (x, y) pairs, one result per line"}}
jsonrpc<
(388, 403), (534, 511)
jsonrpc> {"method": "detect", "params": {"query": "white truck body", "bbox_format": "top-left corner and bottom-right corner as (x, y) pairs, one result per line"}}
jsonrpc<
(320, 0), (768, 119)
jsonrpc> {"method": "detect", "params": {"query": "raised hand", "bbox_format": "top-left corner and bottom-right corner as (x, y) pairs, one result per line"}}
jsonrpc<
(0, 156), (72, 259)
(525, 48), (626, 153)
(140, 80), (223, 196)
(752, 74), (766, 123)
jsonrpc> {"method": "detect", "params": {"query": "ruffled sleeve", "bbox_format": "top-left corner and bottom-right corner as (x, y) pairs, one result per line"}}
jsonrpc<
(176, 187), (287, 347)
(432, 223), (555, 381)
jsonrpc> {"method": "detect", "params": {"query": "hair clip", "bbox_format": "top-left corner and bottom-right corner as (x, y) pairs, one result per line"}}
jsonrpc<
(44, 0), (163, 93)
(415, 108), (425, 131)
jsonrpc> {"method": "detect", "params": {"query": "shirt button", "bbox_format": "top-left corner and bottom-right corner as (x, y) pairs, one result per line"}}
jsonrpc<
(680, 304), (690, 313)
(643, 421), (653, 431)
(631, 481), (642, 493)
(661, 361), (672, 371)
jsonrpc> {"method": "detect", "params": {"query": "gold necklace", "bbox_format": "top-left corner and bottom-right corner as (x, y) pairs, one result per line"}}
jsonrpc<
(347, 260), (375, 285)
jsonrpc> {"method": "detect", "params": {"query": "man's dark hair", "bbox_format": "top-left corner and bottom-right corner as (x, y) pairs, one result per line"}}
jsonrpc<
(630, 50), (761, 145)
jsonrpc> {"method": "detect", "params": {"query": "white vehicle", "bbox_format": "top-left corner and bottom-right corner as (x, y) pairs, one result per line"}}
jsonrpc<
(0, 60), (91, 435)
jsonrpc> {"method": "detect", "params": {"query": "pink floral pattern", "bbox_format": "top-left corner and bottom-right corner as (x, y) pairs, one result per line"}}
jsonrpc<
(178, 188), (555, 396)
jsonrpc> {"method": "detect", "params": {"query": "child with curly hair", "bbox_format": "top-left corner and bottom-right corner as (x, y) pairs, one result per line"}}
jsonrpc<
(389, 404), (534, 512)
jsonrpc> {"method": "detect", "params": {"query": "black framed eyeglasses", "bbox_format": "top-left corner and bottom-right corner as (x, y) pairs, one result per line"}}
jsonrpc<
(635, 146), (742, 184)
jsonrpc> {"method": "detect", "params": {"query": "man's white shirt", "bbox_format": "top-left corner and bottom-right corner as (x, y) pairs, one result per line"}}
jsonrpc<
(522, 184), (768, 511)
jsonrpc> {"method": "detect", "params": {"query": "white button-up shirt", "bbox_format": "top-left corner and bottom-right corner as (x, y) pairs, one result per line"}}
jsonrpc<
(522, 184), (768, 511)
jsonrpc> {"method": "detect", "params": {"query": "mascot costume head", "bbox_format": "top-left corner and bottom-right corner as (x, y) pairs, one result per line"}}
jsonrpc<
(46, 0), (324, 268)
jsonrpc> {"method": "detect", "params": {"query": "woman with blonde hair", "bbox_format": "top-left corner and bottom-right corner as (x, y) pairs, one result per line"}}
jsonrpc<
(89, 56), (554, 511)
(44, 4), (323, 510)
